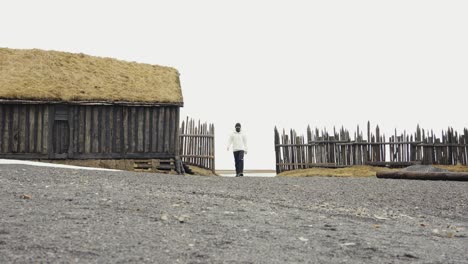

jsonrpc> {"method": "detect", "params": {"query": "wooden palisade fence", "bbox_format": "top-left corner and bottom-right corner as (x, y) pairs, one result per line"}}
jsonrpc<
(274, 122), (468, 174)
(179, 117), (215, 173)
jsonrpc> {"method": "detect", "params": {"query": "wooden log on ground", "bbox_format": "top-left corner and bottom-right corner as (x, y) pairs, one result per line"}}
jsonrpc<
(376, 171), (468, 181)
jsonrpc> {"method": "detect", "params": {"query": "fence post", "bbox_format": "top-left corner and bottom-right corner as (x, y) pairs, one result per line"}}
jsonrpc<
(274, 123), (468, 172)
(179, 117), (215, 173)
(274, 127), (280, 174)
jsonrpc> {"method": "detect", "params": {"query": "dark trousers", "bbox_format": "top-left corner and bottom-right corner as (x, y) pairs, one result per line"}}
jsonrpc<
(233, 150), (244, 175)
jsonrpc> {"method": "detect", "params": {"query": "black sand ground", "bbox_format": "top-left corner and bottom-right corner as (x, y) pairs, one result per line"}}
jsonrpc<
(0, 165), (467, 263)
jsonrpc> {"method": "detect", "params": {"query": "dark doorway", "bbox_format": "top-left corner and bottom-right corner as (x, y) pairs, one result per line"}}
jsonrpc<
(52, 106), (70, 158)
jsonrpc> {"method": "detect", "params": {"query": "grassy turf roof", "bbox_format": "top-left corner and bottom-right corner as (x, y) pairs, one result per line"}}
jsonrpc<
(0, 48), (183, 105)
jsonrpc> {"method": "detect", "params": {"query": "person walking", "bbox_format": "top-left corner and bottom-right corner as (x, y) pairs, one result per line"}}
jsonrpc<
(227, 123), (248, 177)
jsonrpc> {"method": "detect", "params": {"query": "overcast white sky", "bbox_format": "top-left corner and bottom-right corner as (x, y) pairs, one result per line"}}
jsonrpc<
(1, 1), (467, 170)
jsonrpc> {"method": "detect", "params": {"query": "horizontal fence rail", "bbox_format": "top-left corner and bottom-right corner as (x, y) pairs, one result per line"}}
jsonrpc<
(274, 122), (468, 174)
(179, 117), (215, 172)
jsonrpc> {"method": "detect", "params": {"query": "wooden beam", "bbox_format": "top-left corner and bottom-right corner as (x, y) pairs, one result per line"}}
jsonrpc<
(376, 171), (468, 181)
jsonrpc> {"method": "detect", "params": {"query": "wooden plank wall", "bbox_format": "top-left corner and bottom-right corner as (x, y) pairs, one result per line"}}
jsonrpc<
(275, 122), (468, 174)
(0, 104), (49, 158)
(179, 117), (215, 172)
(0, 103), (180, 160)
(70, 105), (179, 159)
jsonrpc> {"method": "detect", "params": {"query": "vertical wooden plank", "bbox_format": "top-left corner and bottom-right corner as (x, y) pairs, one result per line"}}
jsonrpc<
(110, 106), (121, 153)
(194, 122), (198, 166)
(157, 107), (165, 153)
(280, 129), (287, 171)
(207, 123), (211, 171)
(186, 117), (190, 164)
(197, 122), (202, 167)
(151, 108), (158, 152)
(199, 121), (202, 167)
(174, 108), (181, 158)
(100, 106), (107, 153)
(203, 123), (209, 169)
(366, 121), (370, 163)
(186, 119), (191, 164)
(204, 123), (211, 169)
(148, 107), (153, 153)
(179, 120), (185, 157)
(109, 105), (119, 153)
(68, 106), (75, 158)
(192, 121), (196, 166)
(170, 107), (177, 155)
(302, 135), (306, 169)
(188, 118), (192, 164)
(11, 105), (19, 153)
(78, 106), (85, 153)
(207, 123), (210, 169)
(122, 106), (129, 154)
(290, 129), (296, 170)
(73, 106), (79, 155)
(457, 131), (462, 165)
(6, 105), (13, 153)
(194, 120), (197, 165)
(84, 106), (92, 153)
(128, 106), (135, 153)
(137, 107), (144, 152)
(22, 105), (29, 153)
(298, 135), (303, 169)
(208, 124), (215, 171)
(180, 117), (185, 162)
(416, 125), (421, 161)
(356, 125), (361, 165)
(287, 131), (291, 170)
(52, 117), (58, 155)
(98, 106), (104, 154)
(185, 118), (190, 164)
(199, 123), (203, 168)
(203, 123), (207, 168)
(446, 127), (451, 164)
(185, 117), (189, 164)
(128, 107), (135, 153)
(212, 124), (215, 172)
(0, 105), (4, 153)
(190, 119), (194, 164)
(74, 106), (79, 154)
(464, 128), (468, 165)
(164, 107), (171, 153)
(206, 123), (210, 169)
(114, 107), (121, 153)
(91, 106), (99, 153)
(198, 123), (204, 166)
(204, 123), (210, 169)
(173, 108), (179, 155)
(144, 107), (151, 153)
(44, 105), (51, 156)
(115, 107), (122, 154)
(132, 106), (138, 153)
(107, 106), (113, 154)
(35, 105), (42, 154)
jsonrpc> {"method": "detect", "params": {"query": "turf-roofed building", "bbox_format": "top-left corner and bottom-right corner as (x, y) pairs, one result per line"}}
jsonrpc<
(0, 48), (183, 172)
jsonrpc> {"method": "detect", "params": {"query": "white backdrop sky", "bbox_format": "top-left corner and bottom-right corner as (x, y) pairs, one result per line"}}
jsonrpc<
(1, 1), (467, 170)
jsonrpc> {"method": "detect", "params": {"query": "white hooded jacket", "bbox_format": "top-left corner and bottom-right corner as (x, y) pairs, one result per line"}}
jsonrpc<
(227, 130), (248, 152)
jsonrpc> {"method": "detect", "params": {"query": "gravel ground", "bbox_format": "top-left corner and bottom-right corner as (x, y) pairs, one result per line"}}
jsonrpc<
(0, 165), (467, 264)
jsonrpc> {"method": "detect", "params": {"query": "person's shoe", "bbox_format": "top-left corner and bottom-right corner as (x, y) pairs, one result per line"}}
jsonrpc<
(239, 173), (244, 177)
(235, 174), (240, 177)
